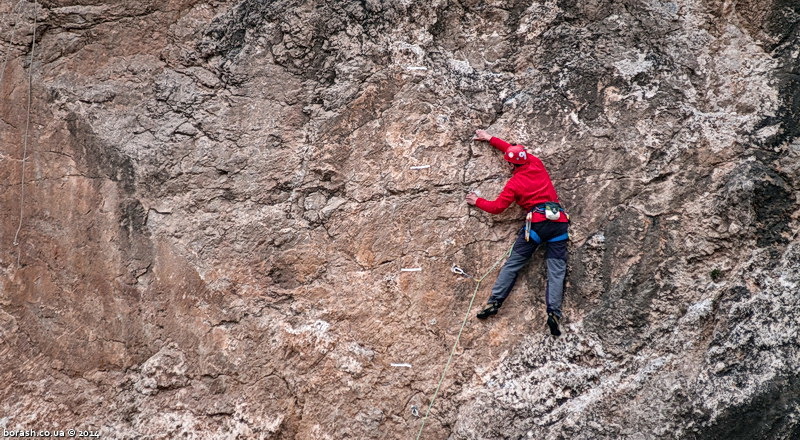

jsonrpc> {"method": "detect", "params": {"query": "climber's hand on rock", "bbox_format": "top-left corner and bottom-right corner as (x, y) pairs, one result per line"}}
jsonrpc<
(473, 129), (491, 142)
(465, 192), (478, 205)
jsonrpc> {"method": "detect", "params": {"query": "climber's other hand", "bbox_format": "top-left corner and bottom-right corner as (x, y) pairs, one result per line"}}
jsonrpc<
(473, 129), (491, 142)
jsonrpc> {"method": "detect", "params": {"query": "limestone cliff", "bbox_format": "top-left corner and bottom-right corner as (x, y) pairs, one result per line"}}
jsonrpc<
(1, 0), (799, 438)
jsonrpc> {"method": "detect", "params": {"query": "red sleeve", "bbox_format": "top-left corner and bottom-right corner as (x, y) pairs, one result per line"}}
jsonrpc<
(475, 182), (516, 214)
(489, 137), (512, 153)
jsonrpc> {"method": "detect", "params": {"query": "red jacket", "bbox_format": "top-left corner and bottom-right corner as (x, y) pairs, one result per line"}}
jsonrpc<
(475, 137), (568, 222)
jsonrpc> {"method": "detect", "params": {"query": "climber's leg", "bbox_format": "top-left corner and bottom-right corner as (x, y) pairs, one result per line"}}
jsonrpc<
(487, 227), (538, 305)
(544, 238), (568, 319)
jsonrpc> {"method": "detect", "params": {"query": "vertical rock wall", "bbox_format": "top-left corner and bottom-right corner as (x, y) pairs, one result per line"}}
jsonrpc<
(1, 0), (798, 438)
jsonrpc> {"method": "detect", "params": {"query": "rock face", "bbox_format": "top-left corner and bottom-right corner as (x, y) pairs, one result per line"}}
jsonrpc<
(2, 0), (799, 438)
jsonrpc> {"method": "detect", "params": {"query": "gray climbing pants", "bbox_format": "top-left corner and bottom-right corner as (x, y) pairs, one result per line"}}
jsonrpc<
(488, 221), (569, 318)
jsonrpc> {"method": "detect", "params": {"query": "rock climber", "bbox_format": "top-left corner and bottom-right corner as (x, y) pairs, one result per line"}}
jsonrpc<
(466, 129), (569, 336)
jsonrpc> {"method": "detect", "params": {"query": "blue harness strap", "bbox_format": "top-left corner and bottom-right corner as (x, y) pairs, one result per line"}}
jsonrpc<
(528, 230), (569, 244)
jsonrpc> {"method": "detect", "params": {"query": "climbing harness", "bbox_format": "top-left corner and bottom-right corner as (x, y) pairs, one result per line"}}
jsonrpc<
(526, 202), (570, 243)
(415, 244), (513, 440)
(531, 202), (567, 220)
(527, 229), (570, 244)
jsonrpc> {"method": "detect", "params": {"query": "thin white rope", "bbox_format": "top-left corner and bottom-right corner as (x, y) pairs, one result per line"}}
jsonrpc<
(13, 0), (38, 267)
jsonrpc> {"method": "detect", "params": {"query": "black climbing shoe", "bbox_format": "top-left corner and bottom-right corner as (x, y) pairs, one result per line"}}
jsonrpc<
(547, 313), (562, 336)
(477, 302), (501, 319)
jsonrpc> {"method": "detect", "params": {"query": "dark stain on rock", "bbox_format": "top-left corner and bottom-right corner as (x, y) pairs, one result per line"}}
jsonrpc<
(66, 112), (136, 193)
(120, 198), (148, 236)
(584, 212), (671, 349)
(753, 1), (800, 149)
(199, 0), (280, 60)
(718, 162), (796, 248)
(694, 374), (800, 440)
(717, 285), (751, 311)
(268, 265), (298, 289)
(200, 0), (394, 85)
(752, 176), (793, 247)
(65, 113), (153, 284)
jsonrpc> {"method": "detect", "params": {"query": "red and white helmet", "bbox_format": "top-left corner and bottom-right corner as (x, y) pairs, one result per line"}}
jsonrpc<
(504, 145), (528, 164)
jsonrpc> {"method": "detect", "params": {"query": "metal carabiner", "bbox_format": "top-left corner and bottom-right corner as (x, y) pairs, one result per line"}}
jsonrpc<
(451, 264), (472, 278)
(525, 212), (532, 242)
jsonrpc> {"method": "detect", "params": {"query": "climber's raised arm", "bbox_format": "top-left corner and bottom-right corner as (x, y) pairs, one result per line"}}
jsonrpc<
(473, 129), (515, 154)
(490, 136), (513, 153)
(473, 184), (515, 214)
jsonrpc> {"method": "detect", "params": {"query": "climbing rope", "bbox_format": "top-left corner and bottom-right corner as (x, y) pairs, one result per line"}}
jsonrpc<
(12, 0), (38, 267)
(415, 243), (513, 440)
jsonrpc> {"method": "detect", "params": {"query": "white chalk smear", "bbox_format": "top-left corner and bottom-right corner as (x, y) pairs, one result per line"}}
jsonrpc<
(400, 268), (422, 272)
(410, 165), (431, 170)
(406, 66), (428, 71)
(391, 363), (413, 368)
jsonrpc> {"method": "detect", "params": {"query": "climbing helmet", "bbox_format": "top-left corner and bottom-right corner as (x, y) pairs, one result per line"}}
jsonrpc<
(504, 145), (528, 164)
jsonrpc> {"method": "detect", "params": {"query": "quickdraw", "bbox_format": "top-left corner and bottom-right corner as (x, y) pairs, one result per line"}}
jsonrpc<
(450, 264), (472, 278)
(525, 212), (532, 242)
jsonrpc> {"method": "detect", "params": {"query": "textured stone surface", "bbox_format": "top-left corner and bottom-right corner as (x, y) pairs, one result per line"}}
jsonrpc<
(1, 0), (799, 438)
